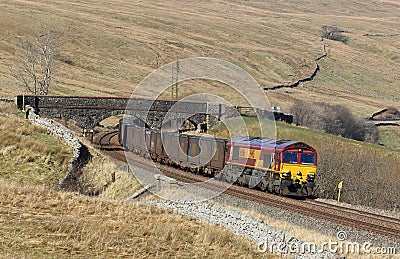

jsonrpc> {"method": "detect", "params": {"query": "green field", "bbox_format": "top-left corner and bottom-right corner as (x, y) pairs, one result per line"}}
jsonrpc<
(378, 126), (400, 152)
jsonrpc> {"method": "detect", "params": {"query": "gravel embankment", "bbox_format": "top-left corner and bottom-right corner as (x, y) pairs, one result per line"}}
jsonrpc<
(145, 199), (336, 258)
(121, 169), (398, 257)
(214, 194), (400, 254)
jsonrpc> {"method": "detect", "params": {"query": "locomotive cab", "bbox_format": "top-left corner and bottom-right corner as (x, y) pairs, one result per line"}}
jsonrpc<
(225, 137), (317, 198)
(279, 146), (317, 197)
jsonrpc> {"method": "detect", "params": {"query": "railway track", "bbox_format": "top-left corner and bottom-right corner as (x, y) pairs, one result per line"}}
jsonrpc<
(95, 131), (122, 151)
(307, 199), (400, 225)
(97, 130), (400, 240)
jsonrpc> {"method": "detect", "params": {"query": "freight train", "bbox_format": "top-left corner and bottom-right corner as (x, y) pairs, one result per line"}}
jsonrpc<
(119, 118), (317, 197)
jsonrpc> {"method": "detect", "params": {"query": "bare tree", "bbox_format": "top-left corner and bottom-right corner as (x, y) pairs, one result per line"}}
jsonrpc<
(289, 101), (314, 126)
(10, 28), (59, 95)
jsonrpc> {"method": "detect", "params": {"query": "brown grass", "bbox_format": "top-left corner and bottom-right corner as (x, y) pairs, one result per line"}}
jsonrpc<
(0, 103), (72, 187)
(0, 180), (269, 258)
(0, 0), (398, 115)
(77, 143), (143, 200)
(1, 0), (399, 255)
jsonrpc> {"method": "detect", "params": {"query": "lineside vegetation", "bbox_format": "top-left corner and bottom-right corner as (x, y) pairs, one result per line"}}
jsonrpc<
(0, 103), (71, 186)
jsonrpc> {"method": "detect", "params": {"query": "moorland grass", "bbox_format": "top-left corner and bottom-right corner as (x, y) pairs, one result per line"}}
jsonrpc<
(0, 0), (398, 116)
(0, 180), (267, 258)
(0, 104), (72, 187)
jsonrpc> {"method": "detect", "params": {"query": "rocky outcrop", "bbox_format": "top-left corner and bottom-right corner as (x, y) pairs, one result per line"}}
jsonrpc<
(27, 109), (91, 190)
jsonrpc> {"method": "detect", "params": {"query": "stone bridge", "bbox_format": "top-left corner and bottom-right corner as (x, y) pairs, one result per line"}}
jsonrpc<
(16, 95), (225, 130)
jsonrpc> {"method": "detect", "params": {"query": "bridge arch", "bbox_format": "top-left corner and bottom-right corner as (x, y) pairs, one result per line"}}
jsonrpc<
(17, 95), (224, 130)
(95, 110), (126, 128)
(98, 114), (151, 129)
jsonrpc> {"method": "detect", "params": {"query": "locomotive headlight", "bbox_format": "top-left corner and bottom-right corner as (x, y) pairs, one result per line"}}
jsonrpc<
(296, 171), (302, 176)
(307, 174), (315, 180)
(282, 171), (291, 178)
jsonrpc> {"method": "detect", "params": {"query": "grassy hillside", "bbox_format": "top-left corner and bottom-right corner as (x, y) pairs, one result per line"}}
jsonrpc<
(3, 1), (399, 254)
(0, 0), (399, 116)
(0, 103), (72, 186)
(378, 126), (400, 152)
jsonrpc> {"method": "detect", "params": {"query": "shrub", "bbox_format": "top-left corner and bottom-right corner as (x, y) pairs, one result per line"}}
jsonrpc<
(321, 25), (348, 44)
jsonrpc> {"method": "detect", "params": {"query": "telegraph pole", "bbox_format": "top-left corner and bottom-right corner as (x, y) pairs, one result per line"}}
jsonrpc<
(171, 59), (179, 99)
(34, 84), (38, 114)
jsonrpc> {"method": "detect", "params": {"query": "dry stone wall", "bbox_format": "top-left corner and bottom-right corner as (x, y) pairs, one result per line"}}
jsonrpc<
(28, 110), (91, 190)
(264, 41), (327, 91)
